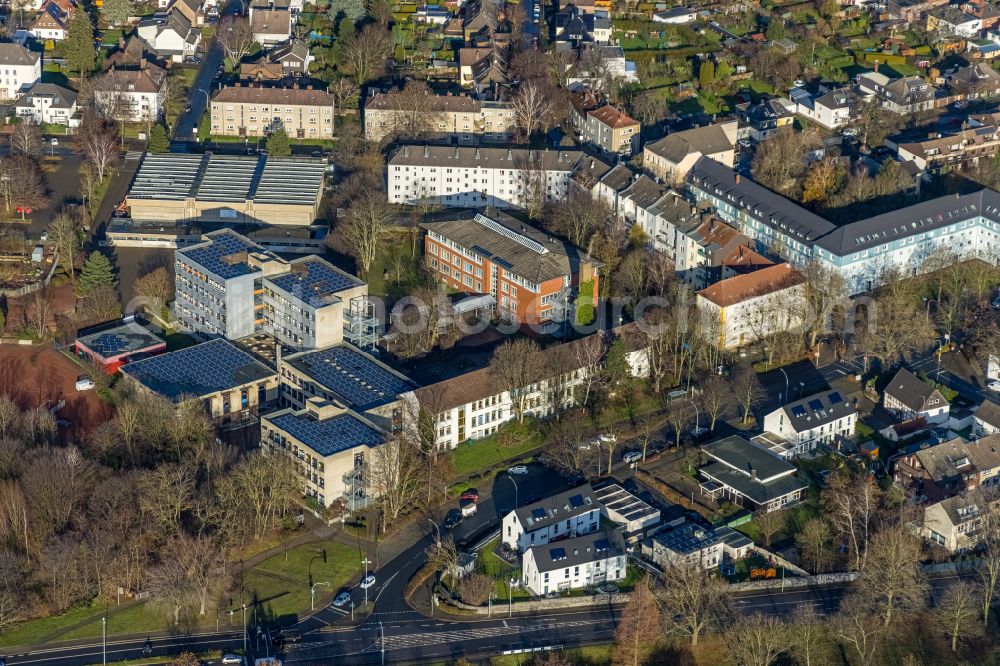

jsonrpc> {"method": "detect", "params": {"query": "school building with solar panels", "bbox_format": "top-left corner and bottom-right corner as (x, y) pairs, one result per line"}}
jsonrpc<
(262, 397), (388, 511)
(124, 152), (327, 227)
(174, 229), (378, 351)
(120, 338), (279, 428)
(74, 319), (167, 374)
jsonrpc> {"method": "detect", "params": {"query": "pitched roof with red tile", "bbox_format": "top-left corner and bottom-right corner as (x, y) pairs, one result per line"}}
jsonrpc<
(696, 263), (803, 308)
(588, 104), (639, 129)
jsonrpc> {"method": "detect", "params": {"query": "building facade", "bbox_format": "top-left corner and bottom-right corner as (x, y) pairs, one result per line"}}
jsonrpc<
(502, 485), (601, 551)
(894, 435), (1000, 502)
(521, 530), (626, 595)
(762, 390), (858, 455)
(211, 84), (334, 138)
(364, 91), (514, 144)
(0, 44), (40, 100)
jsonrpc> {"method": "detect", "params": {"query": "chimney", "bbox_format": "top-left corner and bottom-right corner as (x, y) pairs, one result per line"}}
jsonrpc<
(424, 145), (430, 157)
(748, 462), (757, 481)
(735, 173), (740, 184)
(874, 59), (880, 73)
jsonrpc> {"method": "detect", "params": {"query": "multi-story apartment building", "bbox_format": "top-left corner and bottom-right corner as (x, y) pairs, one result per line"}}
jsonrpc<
(94, 62), (167, 122)
(174, 230), (376, 350)
(262, 397), (387, 510)
(889, 123), (1000, 176)
(126, 152), (326, 226)
(502, 484), (600, 551)
(687, 157), (1000, 295)
(363, 91), (514, 144)
(642, 121), (737, 183)
(575, 102), (640, 156)
(402, 324), (650, 449)
(522, 529), (627, 595)
(696, 262), (806, 350)
(210, 83), (334, 139)
(761, 390), (858, 456)
(387, 145), (583, 210)
(420, 208), (600, 326)
(0, 44), (40, 100)
(894, 435), (1000, 502)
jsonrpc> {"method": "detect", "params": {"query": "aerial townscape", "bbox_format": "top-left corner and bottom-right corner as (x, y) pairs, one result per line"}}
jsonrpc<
(12, 0), (1000, 664)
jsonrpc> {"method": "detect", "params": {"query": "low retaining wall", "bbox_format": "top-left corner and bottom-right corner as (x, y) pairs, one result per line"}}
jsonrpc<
(448, 592), (630, 615)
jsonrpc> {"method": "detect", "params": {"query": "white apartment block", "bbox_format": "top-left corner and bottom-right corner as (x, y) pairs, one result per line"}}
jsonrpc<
(522, 529), (627, 595)
(502, 484), (600, 551)
(0, 44), (40, 100)
(761, 389), (858, 455)
(94, 66), (167, 122)
(387, 145), (583, 210)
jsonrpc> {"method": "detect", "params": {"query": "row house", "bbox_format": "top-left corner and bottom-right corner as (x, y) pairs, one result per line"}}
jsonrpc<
(894, 435), (1000, 502)
(364, 90), (514, 144)
(889, 123), (1000, 176)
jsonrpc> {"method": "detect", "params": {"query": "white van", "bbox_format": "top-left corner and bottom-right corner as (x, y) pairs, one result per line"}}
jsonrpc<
(75, 377), (95, 391)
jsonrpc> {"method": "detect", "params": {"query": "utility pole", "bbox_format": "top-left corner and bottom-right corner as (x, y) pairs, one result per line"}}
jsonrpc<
(380, 622), (386, 665)
(362, 558), (372, 606)
(101, 617), (106, 665)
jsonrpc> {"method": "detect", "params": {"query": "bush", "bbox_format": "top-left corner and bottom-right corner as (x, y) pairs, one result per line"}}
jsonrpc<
(458, 573), (493, 606)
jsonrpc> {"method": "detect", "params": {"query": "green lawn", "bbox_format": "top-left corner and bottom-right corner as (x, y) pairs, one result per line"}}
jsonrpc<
(0, 600), (167, 648)
(241, 540), (363, 621)
(477, 537), (530, 602)
(56, 603), (167, 642)
(450, 429), (543, 477)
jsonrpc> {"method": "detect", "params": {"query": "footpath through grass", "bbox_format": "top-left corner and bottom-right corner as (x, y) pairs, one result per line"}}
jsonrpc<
(0, 600), (166, 649)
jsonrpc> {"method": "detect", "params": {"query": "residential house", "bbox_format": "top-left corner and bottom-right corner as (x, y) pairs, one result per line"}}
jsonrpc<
(462, 0), (499, 40)
(696, 262), (806, 350)
(894, 435), (1000, 502)
(170, 0), (204, 26)
(521, 529), (627, 595)
(413, 4), (452, 24)
(653, 6), (697, 23)
(502, 484), (601, 551)
(671, 216), (754, 288)
(571, 96), (640, 156)
(973, 399), (1000, 437)
(210, 83), (334, 139)
(29, 0), (70, 41)
(962, 0), (1000, 29)
(120, 338), (279, 427)
(643, 520), (752, 569)
(458, 41), (509, 92)
(923, 495), (991, 551)
(789, 85), (854, 130)
(887, 0), (949, 24)
(884, 367), (950, 424)
(387, 144), (583, 210)
(262, 397), (388, 510)
(94, 62), (168, 122)
(570, 44), (638, 86)
(14, 82), (78, 126)
(553, 4), (612, 45)
(889, 123), (1000, 175)
(857, 70), (940, 114)
(251, 6), (292, 46)
(699, 435), (809, 512)
(927, 5), (982, 37)
(761, 389), (857, 456)
(594, 484), (661, 540)
(0, 43), (40, 100)
(642, 121), (738, 183)
(947, 62), (1000, 98)
(136, 10), (201, 63)
(736, 97), (795, 141)
(363, 90), (514, 144)
(721, 245), (774, 279)
(419, 207), (601, 327)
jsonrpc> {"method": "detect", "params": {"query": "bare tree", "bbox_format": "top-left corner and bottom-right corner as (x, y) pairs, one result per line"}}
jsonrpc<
(834, 592), (884, 666)
(733, 364), (765, 425)
(0, 156), (45, 215)
(753, 509), (786, 549)
(570, 332), (606, 408)
(27, 288), (51, 339)
(663, 400), (691, 448)
(367, 436), (425, 533)
(658, 557), (728, 647)
(788, 604), (830, 666)
(546, 419), (597, 478)
(800, 260), (847, 350)
(376, 80), (442, 144)
(340, 182), (389, 277)
(934, 581), (979, 652)
(328, 78), (358, 135)
(73, 115), (118, 181)
(146, 554), (195, 624)
(549, 189), (609, 249)
(138, 464), (195, 535)
(424, 536), (458, 583)
(861, 524), (926, 626)
(176, 533), (228, 615)
(489, 338), (544, 424)
(48, 210), (81, 284)
(822, 471), (881, 571)
(343, 24), (393, 86)
(216, 15), (255, 69)
(11, 121), (42, 158)
(699, 374), (728, 432)
(458, 573), (493, 606)
(135, 266), (173, 315)
(510, 81), (555, 139)
(614, 578), (660, 666)
(727, 612), (787, 666)
(794, 517), (832, 574)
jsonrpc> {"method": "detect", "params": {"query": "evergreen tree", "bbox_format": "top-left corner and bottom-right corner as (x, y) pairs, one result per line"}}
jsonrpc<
(102, 0), (135, 27)
(765, 19), (786, 41)
(265, 128), (292, 156)
(148, 124), (169, 153)
(65, 10), (96, 78)
(78, 251), (116, 296)
(327, 0), (365, 29)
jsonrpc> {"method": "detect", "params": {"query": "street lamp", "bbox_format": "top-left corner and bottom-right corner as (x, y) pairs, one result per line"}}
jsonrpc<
(101, 616), (106, 665)
(380, 622), (386, 665)
(241, 603), (247, 655)
(778, 367), (789, 404)
(505, 473), (519, 508)
(428, 518), (441, 546)
(310, 581), (330, 611)
(362, 557), (372, 606)
(688, 397), (700, 435)
(507, 577), (516, 617)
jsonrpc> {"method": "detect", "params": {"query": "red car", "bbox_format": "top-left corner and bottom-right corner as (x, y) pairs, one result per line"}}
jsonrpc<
(460, 488), (480, 502)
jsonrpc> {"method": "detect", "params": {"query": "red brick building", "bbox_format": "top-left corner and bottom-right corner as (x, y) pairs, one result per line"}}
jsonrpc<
(420, 208), (601, 330)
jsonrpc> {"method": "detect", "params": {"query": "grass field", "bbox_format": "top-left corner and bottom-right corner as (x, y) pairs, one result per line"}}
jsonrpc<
(0, 600), (167, 648)
(450, 430), (543, 477)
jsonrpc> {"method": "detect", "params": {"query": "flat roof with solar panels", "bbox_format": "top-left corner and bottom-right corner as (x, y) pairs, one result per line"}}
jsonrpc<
(121, 338), (276, 402)
(75, 319), (167, 369)
(265, 409), (386, 457)
(594, 483), (661, 534)
(177, 229), (271, 280)
(267, 257), (363, 308)
(283, 343), (415, 411)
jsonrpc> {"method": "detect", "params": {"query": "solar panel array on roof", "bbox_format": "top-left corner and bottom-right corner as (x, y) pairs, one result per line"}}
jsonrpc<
(808, 399), (823, 411)
(121, 338), (273, 402)
(76, 319), (165, 359)
(829, 391), (843, 404)
(195, 154), (259, 202)
(267, 259), (358, 307)
(549, 547), (567, 561)
(253, 157), (326, 205)
(569, 494), (584, 508)
(268, 411), (384, 457)
(288, 345), (412, 409)
(129, 153), (202, 200)
(179, 231), (265, 280)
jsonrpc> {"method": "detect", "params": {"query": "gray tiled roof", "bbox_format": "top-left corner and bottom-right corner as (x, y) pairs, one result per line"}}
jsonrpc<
(0, 43), (39, 66)
(514, 483), (598, 532)
(703, 435), (795, 483)
(885, 367), (946, 412)
(975, 399), (1000, 430)
(779, 389), (854, 432)
(389, 144), (582, 171)
(528, 529), (625, 573)
(646, 124), (735, 164)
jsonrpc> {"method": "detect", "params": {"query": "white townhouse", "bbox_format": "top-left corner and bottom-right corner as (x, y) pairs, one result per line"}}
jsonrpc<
(761, 389), (857, 456)
(696, 263), (806, 350)
(687, 158), (1000, 295)
(93, 64), (167, 122)
(0, 44), (40, 100)
(522, 529), (627, 595)
(973, 399), (1000, 437)
(136, 10), (201, 63)
(401, 324), (650, 450)
(387, 144), (583, 210)
(502, 484), (601, 551)
(14, 82), (78, 126)
(789, 85), (853, 130)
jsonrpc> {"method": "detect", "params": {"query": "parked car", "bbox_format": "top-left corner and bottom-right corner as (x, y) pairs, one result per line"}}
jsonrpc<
(460, 488), (479, 502)
(989, 380), (1000, 392)
(598, 433), (616, 444)
(75, 376), (95, 391)
(443, 508), (463, 529)
(508, 465), (528, 475)
(333, 591), (351, 607)
(221, 656), (245, 666)
(359, 575), (376, 589)
(622, 451), (642, 464)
